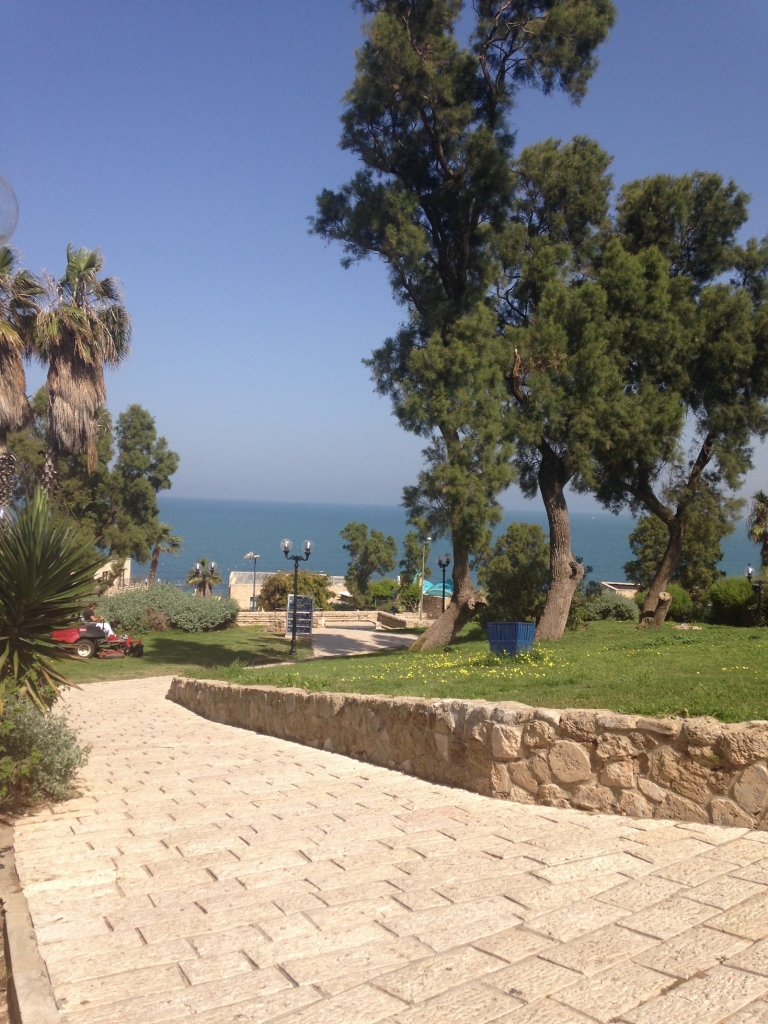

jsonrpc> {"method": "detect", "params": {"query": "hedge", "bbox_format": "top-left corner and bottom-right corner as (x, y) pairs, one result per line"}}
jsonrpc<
(98, 583), (240, 633)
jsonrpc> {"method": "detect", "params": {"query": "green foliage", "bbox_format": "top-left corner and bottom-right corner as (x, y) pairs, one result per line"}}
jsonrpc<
(625, 487), (741, 599)
(1, 696), (90, 805)
(8, 390), (181, 565)
(340, 522), (397, 606)
(709, 576), (755, 627)
(186, 557), (222, 597)
(399, 530), (431, 586)
(224, 620), (768, 724)
(98, 583), (240, 633)
(477, 522), (549, 624)
(0, 488), (104, 707)
(368, 579), (398, 606)
(314, 0), (615, 623)
(398, 582), (422, 612)
(748, 490), (768, 568)
(580, 593), (639, 622)
(257, 572), (334, 612)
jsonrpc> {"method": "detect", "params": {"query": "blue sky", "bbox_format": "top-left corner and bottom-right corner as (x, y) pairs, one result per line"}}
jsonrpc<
(2, 0), (767, 512)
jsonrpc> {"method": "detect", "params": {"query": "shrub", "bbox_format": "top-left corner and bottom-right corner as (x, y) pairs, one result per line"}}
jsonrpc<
(709, 576), (755, 626)
(581, 593), (639, 622)
(398, 582), (422, 612)
(1, 697), (90, 805)
(258, 572), (334, 611)
(98, 583), (240, 633)
(477, 522), (549, 625)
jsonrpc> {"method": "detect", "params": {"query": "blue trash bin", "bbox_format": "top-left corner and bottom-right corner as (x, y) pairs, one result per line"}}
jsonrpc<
(487, 621), (536, 656)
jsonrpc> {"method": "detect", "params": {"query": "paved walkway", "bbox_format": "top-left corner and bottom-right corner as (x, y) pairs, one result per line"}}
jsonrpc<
(13, 677), (768, 1024)
(311, 627), (420, 659)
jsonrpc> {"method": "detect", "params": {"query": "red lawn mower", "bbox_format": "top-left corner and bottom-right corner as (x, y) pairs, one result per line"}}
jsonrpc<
(51, 623), (144, 660)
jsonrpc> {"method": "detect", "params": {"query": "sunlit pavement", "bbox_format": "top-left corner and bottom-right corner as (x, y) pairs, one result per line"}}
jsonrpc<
(13, 675), (768, 1023)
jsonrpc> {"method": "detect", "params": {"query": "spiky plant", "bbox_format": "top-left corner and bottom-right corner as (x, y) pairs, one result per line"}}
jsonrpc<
(0, 247), (42, 506)
(35, 246), (131, 487)
(0, 488), (104, 709)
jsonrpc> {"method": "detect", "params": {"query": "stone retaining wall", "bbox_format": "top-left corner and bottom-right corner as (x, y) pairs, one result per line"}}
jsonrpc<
(167, 678), (768, 828)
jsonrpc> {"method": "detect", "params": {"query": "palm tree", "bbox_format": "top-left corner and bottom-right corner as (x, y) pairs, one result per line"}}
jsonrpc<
(186, 558), (221, 598)
(0, 247), (42, 507)
(748, 491), (768, 569)
(148, 523), (182, 583)
(35, 246), (131, 489)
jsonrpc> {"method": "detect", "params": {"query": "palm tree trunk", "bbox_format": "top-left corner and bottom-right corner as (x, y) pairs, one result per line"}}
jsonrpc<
(148, 543), (161, 583)
(0, 435), (14, 507)
(410, 545), (488, 650)
(535, 442), (583, 641)
(40, 441), (58, 492)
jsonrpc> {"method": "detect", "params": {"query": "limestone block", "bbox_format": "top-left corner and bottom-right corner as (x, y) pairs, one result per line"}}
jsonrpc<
(649, 747), (710, 804)
(596, 733), (641, 763)
(469, 721), (492, 745)
(548, 740), (593, 783)
(638, 778), (665, 803)
(491, 762), (512, 795)
(322, 737), (334, 752)
(571, 784), (615, 813)
(710, 797), (754, 828)
(524, 720), (556, 749)
(683, 716), (723, 747)
(600, 760), (636, 789)
(618, 790), (653, 818)
(509, 759), (540, 794)
(655, 792), (709, 824)
(636, 716), (682, 738)
(507, 783), (536, 805)
(559, 711), (598, 741)
(534, 708), (561, 727)
(529, 752), (552, 784)
(490, 724), (524, 760)
(735, 764), (768, 815)
(720, 726), (768, 766)
(538, 783), (570, 808)
(434, 733), (451, 762)
(597, 714), (637, 731)
(688, 745), (723, 764)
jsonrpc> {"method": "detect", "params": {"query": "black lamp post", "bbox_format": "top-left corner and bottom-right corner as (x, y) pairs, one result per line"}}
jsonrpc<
(437, 553), (452, 613)
(281, 538), (313, 655)
(245, 551), (260, 610)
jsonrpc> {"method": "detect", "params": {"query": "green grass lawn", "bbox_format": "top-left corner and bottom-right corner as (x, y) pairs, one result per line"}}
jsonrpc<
(207, 621), (768, 723)
(60, 627), (309, 685)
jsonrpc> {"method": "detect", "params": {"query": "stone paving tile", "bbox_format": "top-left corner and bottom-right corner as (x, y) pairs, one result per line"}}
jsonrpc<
(16, 676), (768, 1024)
(485, 954), (581, 1002)
(634, 924), (751, 979)
(621, 965), (768, 1024)
(554, 961), (670, 1023)
(389, 982), (523, 1023)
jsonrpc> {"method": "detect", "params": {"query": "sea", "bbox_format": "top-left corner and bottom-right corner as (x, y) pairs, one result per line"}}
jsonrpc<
(151, 497), (757, 593)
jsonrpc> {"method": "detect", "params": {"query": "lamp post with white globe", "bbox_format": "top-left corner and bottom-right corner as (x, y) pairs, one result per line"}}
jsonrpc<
(281, 538), (313, 656)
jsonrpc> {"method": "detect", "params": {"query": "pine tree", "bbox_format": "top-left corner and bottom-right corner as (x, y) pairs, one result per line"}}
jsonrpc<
(314, 0), (615, 648)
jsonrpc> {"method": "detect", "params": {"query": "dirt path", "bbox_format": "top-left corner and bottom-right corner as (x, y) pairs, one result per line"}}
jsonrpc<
(11, 675), (768, 1023)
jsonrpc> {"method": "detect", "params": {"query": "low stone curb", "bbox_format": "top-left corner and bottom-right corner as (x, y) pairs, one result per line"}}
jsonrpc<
(168, 678), (768, 829)
(0, 823), (60, 1024)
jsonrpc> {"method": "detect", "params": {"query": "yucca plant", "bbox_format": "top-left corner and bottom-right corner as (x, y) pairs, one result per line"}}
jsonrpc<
(0, 488), (104, 709)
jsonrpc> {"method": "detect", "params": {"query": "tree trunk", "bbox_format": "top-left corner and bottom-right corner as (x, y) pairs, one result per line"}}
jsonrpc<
(536, 444), (584, 641)
(639, 519), (685, 627)
(40, 444), (58, 492)
(410, 546), (487, 650)
(0, 442), (14, 508)
(148, 543), (161, 583)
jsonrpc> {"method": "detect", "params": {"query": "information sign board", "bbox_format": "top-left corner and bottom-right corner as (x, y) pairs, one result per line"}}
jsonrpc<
(286, 595), (313, 636)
